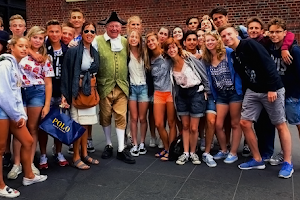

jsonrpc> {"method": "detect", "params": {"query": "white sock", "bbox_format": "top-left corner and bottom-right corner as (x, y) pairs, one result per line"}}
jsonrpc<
(116, 128), (125, 152)
(103, 125), (112, 145)
(184, 152), (190, 157)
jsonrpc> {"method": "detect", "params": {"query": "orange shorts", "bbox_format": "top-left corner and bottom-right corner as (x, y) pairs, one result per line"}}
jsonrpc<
(153, 91), (173, 104)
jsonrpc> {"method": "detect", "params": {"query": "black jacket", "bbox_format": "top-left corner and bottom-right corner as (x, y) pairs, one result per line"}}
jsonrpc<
(232, 39), (283, 93)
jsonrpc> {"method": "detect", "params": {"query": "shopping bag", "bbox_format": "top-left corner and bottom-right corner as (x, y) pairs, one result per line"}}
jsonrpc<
(39, 107), (86, 145)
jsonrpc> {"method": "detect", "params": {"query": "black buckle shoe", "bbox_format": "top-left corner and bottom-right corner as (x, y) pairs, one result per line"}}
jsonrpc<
(117, 149), (136, 164)
(101, 145), (113, 159)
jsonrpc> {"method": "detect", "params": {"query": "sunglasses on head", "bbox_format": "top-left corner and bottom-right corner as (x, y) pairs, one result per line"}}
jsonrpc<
(83, 29), (95, 34)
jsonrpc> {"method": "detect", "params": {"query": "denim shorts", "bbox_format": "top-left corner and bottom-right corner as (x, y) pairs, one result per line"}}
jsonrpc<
(22, 85), (45, 107)
(216, 89), (243, 105)
(129, 84), (149, 102)
(285, 97), (300, 125)
(0, 106), (9, 120)
(175, 85), (207, 118)
(206, 94), (216, 115)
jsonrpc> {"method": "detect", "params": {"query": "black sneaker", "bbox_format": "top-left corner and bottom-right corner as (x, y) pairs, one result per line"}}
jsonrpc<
(101, 145), (113, 159)
(242, 145), (251, 157)
(87, 139), (95, 153)
(3, 152), (11, 168)
(117, 149), (136, 164)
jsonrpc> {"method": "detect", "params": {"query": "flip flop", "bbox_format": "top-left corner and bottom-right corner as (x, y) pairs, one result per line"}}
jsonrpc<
(83, 156), (99, 165)
(72, 159), (90, 170)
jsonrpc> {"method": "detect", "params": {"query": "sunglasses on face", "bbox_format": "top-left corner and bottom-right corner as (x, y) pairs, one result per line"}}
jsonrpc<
(83, 29), (95, 34)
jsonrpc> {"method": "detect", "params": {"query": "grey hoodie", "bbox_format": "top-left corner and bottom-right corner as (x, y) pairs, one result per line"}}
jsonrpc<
(0, 54), (27, 122)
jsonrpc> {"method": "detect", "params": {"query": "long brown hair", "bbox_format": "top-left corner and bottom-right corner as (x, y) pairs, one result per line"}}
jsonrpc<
(144, 32), (159, 70)
(127, 30), (143, 63)
(201, 30), (226, 64)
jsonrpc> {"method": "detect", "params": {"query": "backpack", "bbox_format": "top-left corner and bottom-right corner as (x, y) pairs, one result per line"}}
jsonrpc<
(169, 135), (184, 161)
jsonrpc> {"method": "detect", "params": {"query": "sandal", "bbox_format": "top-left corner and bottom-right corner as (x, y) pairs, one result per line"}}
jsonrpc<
(83, 156), (99, 165)
(72, 159), (90, 170)
(0, 186), (20, 198)
(155, 149), (168, 158)
(160, 152), (169, 161)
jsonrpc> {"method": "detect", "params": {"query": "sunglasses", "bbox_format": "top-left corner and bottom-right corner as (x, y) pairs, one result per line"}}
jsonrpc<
(83, 29), (95, 34)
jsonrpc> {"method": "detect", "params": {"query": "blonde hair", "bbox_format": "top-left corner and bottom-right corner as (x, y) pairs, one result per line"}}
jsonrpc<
(26, 26), (48, 60)
(144, 32), (159, 70)
(127, 30), (144, 63)
(201, 30), (226, 64)
(9, 14), (26, 26)
(127, 16), (142, 34)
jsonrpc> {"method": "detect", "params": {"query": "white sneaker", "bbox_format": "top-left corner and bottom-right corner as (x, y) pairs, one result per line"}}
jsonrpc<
(138, 143), (147, 155)
(149, 137), (156, 148)
(202, 153), (217, 167)
(0, 186), (20, 198)
(176, 153), (189, 165)
(7, 164), (22, 179)
(190, 153), (201, 165)
(158, 138), (164, 149)
(130, 145), (139, 157)
(200, 138), (205, 151)
(23, 175), (47, 186)
(31, 163), (40, 175)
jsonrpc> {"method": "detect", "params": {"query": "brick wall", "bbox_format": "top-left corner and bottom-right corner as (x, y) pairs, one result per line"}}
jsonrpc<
(26, 0), (300, 41)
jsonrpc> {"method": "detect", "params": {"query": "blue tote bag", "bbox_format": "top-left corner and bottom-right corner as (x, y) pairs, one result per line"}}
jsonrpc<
(39, 108), (86, 145)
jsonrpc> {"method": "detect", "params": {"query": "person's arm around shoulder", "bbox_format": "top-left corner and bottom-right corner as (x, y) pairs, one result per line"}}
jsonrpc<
(0, 61), (27, 125)
(281, 31), (295, 65)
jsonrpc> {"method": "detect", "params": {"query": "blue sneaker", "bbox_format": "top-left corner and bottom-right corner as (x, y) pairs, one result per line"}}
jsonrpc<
(238, 158), (265, 170)
(224, 153), (238, 164)
(278, 162), (294, 179)
(213, 150), (229, 160)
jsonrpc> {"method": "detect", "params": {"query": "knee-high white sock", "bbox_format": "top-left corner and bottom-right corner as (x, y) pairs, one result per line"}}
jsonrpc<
(116, 128), (125, 152)
(103, 125), (112, 146)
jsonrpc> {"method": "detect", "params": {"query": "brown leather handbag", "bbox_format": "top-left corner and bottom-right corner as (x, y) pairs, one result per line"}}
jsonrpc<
(72, 76), (100, 109)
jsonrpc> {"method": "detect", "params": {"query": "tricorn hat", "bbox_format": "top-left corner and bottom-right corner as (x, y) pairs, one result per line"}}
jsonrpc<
(98, 11), (127, 26)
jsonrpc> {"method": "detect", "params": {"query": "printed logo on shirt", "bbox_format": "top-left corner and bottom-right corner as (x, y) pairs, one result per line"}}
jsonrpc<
(271, 54), (287, 76)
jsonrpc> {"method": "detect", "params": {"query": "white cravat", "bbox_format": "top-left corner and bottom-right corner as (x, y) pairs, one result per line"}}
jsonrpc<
(103, 32), (123, 52)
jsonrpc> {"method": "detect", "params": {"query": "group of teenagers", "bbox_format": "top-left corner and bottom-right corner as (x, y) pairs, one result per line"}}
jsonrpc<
(0, 5), (299, 198)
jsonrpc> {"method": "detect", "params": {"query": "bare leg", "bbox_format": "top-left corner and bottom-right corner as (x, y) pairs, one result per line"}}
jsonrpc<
(205, 113), (216, 153)
(276, 123), (292, 163)
(166, 102), (177, 145)
(26, 107), (43, 162)
(181, 116), (190, 152)
(9, 121), (34, 179)
(240, 119), (262, 161)
(129, 100), (138, 146)
(138, 102), (149, 144)
(215, 104), (229, 152)
(229, 102), (242, 155)
(154, 103), (168, 150)
(190, 117), (200, 153)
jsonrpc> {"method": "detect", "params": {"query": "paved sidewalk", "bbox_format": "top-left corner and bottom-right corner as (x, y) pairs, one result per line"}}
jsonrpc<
(1, 124), (299, 200)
